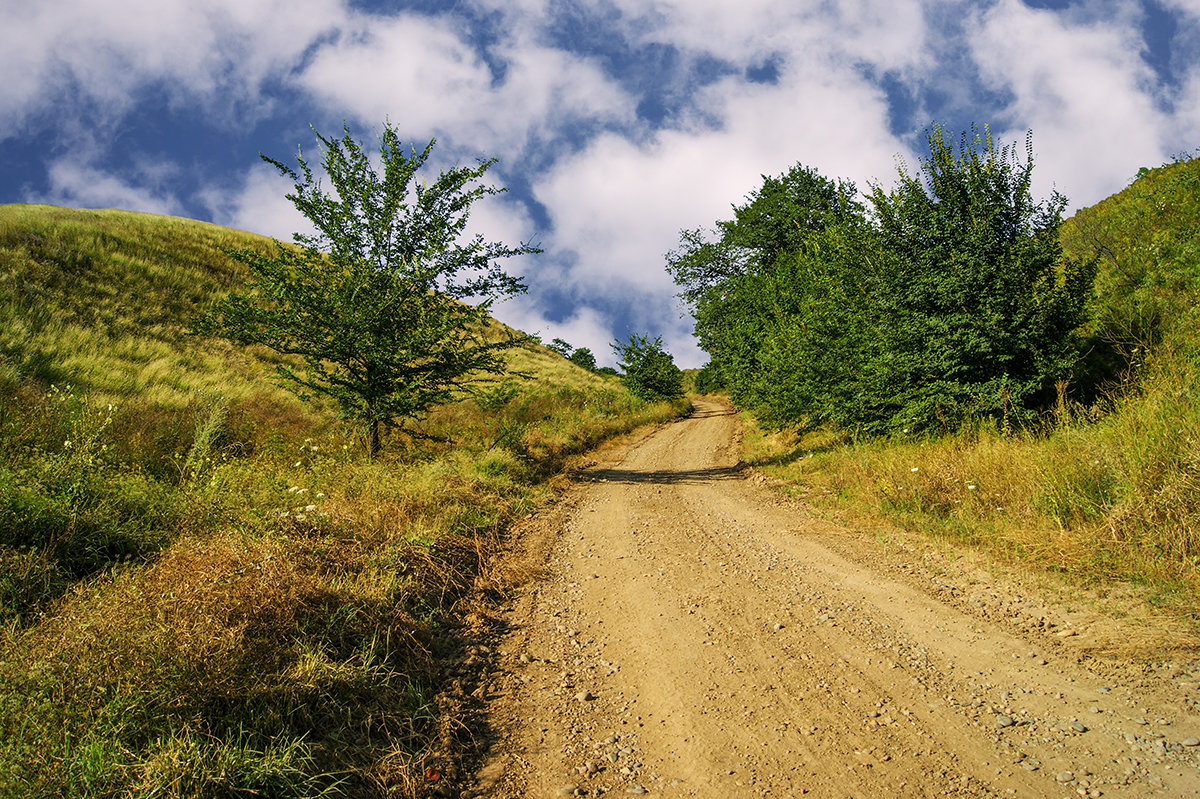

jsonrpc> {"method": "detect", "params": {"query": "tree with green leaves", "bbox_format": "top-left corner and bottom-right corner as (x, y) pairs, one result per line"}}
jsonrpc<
(867, 125), (1095, 430)
(568, 347), (597, 371)
(666, 164), (863, 405)
(667, 126), (1095, 434)
(612, 333), (684, 401)
(195, 123), (537, 456)
(547, 337), (573, 357)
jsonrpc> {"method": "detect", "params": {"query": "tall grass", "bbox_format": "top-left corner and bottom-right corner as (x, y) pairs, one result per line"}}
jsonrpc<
(0, 203), (691, 797)
(745, 347), (1200, 614)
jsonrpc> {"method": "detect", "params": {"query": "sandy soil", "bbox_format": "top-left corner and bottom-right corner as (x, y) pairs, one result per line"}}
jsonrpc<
(465, 399), (1200, 798)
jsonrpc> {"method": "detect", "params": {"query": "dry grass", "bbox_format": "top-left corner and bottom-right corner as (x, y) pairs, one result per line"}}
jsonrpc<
(743, 349), (1200, 619)
(0, 203), (692, 797)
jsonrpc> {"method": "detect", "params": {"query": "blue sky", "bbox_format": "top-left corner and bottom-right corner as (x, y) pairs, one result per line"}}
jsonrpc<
(3, 0), (1198, 368)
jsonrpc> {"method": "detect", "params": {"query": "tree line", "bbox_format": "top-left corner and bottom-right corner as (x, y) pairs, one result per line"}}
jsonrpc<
(669, 126), (1097, 434)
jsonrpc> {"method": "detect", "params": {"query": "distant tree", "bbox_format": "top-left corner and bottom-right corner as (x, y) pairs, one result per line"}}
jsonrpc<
(568, 347), (597, 371)
(612, 333), (684, 401)
(195, 122), (537, 457)
(547, 337), (573, 357)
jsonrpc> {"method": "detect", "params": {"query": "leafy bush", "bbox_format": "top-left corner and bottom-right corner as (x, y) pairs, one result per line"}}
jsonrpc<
(611, 333), (684, 401)
(668, 126), (1095, 434)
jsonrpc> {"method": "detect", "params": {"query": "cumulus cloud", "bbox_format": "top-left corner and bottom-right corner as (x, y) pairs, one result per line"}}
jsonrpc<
(297, 11), (634, 162)
(532, 54), (907, 337)
(968, 0), (1172, 203)
(33, 157), (185, 217)
(3, 0), (1199, 370)
(0, 0), (342, 139)
(201, 163), (313, 242)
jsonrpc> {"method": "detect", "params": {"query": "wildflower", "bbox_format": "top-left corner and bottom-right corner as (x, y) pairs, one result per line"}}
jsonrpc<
(304, 504), (317, 512)
(910, 467), (919, 472)
(315, 492), (326, 499)
(967, 484), (977, 490)
(294, 461), (302, 467)
(295, 514), (307, 522)
(63, 440), (71, 449)
(287, 486), (300, 494)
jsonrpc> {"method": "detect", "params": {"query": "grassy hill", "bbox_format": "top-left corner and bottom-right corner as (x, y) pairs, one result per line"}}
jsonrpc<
(742, 154), (1200, 617)
(0, 204), (689, 797)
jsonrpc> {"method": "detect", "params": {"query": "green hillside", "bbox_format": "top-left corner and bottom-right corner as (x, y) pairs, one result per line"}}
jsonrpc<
(0, 204), (688, 797)
(745, 154), (1200, 615)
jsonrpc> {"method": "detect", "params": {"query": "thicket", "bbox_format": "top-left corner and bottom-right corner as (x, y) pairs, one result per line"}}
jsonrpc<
(671, 126), (1096, 433)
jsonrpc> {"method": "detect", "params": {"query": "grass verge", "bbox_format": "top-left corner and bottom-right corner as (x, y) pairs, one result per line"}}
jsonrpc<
(741, 348), (1200, 621)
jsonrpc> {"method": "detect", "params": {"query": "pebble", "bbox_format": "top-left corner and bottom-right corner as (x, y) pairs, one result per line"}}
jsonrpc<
(576, 690), (594, 702)
(557, 785), (580, 796)
(625, 785), (648, 794)
(1182, 736), (1200, 747)
(1071, 722), (1088, 733)
(520, 653), (535, 663)
(1056, 771), (1075, 783)
(995, 714), (1015, 728)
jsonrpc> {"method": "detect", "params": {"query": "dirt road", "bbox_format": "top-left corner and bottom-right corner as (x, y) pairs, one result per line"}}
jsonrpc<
(469, 399), (1200, 798)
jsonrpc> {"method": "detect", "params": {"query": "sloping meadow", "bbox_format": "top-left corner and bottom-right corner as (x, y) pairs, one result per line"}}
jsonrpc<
(0, 205), (689, 796)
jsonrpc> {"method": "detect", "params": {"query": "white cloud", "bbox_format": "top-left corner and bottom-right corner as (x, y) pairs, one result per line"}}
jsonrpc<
(297, 12), (634, 161)
(0, 0), (343, 138)
(968, 0), (1171, 205)
(33, 158), (184, 217)
(201, 163), (313, 242)
(534, 60), (906, 304)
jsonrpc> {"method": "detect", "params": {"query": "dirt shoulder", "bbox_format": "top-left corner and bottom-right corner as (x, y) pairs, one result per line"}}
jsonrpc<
(464, 399), (1200, 798)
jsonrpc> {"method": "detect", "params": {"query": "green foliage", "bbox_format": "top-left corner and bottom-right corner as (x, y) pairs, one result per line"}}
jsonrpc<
(1061, 153), (1200, 394)
(670, 126), (1095, 435)
(865, 126), (1095, 431)
(547, 337), (572, 357)
(667, 164), (865, 413)
(568, 346), (597, 371)
(694, 362), (723, 394)
(611, 333), (684, 401)
(196, 123), (536, 456)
